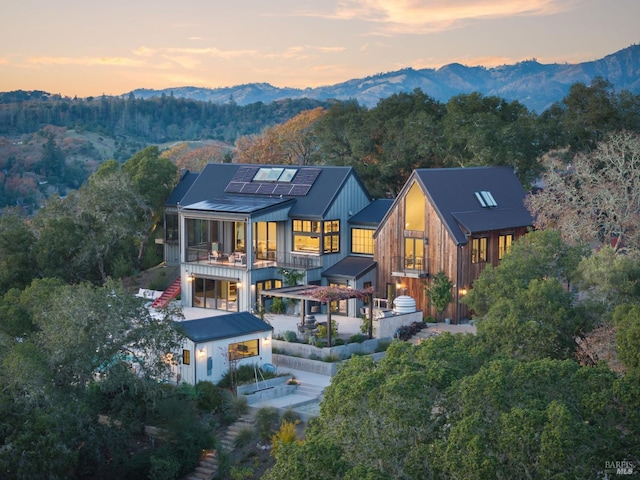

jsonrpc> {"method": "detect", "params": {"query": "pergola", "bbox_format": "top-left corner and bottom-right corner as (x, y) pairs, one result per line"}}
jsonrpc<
(259, 284), (374, 346)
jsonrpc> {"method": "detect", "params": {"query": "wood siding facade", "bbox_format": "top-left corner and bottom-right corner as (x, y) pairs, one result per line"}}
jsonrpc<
(375, 177), (529, 323)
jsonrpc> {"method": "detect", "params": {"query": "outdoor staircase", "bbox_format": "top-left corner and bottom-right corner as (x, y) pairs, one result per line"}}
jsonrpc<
(220, 414), (256, 452)
(151, 276), (181, 309)
(294, 383), (325, 400)
(185, 450), (218, 480)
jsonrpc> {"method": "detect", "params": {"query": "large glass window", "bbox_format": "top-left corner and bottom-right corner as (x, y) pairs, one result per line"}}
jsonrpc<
(192, 277), (238, 312)
(405, 182), (425, 232)
(165, 213), (178, 243)
(187, 219), (208, 247)
(351, 228), (374, 255)
(472, 237), (488, 264)
(404, 237), (424, 270)
(293, 219), (339, 254)
(234, 222), (245, 252)
(323, 220), (340, 253)
(228, 339), (259, 361)
(499, 233), (514, 259)
(254, 222), (277, 260)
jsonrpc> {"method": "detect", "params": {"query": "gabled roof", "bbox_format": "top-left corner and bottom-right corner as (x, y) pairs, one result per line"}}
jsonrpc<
(414, 167), (533, 245)
(176, 312), (272, 343)
(322, 256), (377, 279)
(376, 167), (532, 246)
(165, 170), (199, 206)
(170, 163), (370, 219)
(349, 199), (393, 227)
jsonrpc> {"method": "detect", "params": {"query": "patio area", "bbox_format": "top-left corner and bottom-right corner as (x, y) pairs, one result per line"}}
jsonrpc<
(181, 307), (363, 340)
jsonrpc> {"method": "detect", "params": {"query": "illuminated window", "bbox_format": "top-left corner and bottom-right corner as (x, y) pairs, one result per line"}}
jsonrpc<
(404, 237), (425, 270)
(351, 228), (374, 255)
(499, 233), (514, 259)
(182, 349), (191, 365)
(472, 237), (488, 264)
(293, 219), (339, 254)
(405, 182), (425, 231)
(323, 220), (340, 253)
(256, 279), (282, 296)
(228, 339), (259, 361)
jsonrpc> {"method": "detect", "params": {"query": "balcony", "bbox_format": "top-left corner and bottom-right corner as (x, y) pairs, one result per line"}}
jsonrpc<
(391, 255), (428, 278)
(185, 245), (322, 271)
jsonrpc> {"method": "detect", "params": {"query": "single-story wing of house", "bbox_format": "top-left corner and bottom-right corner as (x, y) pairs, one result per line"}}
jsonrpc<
(173, 311), (273, 384)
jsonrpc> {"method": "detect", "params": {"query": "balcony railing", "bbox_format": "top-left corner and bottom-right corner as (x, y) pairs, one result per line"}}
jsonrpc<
(185, 246), (322, 270)
(391, 255), (428, 278)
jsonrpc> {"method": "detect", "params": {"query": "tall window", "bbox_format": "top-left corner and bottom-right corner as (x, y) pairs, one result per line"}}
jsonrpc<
(351, 228), (374, 255)
(182, 349), (191, 365)
(165, 213), (178, 243)
(499, 233), (514, 259)
(323, 220), (340, 253)
(404, 237), (425, 270)
(254, 222), (277, 260)
(405, 182), (426, 232)
(472, 237), (488, 264)
(293, 219), (340, 254)
(228, 339), (259, 361)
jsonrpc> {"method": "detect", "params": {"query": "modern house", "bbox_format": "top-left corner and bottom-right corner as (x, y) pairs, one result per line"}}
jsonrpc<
(161, 163), (375, 318)
(173, 312), (273, 384)
(374, 167), (533, 323)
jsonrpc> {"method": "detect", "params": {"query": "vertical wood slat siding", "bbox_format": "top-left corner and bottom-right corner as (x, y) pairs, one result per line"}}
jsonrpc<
(375, 182), (530, 323)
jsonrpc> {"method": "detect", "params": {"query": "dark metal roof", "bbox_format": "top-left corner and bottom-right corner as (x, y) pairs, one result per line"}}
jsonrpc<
(181, 195), (294, 214)
(322, 256), (377, 279)
(349, 199), (393, 226)
(176, 312), (272, 343)
(172, 163), (370, 219)
(166, 170), (199, 206)
(414, 167), (533, 246)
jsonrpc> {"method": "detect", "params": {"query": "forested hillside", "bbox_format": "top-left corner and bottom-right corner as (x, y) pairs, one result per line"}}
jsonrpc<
(1, 77), (639, 209)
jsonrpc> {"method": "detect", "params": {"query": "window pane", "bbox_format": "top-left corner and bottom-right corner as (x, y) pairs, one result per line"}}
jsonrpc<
(228, 339), (259, 361)
(352, 228), (374, 254)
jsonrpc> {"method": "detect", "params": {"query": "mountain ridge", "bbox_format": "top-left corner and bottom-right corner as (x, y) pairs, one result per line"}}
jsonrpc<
(130, 44), (640, 113)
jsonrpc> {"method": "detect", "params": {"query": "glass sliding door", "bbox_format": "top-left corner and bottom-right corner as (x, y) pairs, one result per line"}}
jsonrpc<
(192, 277), (239, 312)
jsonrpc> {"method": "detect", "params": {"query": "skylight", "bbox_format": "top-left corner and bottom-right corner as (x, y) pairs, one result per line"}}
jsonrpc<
(253, 167), (297, 183)
(475, 191), (497, 208)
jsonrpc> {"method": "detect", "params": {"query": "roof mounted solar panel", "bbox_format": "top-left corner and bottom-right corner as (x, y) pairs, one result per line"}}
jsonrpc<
(224, 166), (321, 196)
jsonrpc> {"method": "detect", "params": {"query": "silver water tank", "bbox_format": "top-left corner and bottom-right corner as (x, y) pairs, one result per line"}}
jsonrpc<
(393, 295), (416, 314)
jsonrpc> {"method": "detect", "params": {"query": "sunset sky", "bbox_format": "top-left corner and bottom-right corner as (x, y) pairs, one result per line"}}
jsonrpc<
(1, 0), (638, 98)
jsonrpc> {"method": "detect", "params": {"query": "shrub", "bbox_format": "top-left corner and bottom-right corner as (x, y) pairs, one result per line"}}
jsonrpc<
(282, 330), (298, 342)
(271, 420), (300, 457)
(349, 333), (367, 344)
(316, 319), (338, 339)
(270, 297), (285, 314)
(323, 354), (340, 363)
(375, 340), (392, 352)
(233, 425), (256, 449)
(255, 407), (280, 442)
(218, 364), (261, 389)
(281, 408), (300, 424)
(225, 395), (249, 419)
(195, 381), (231, 413)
